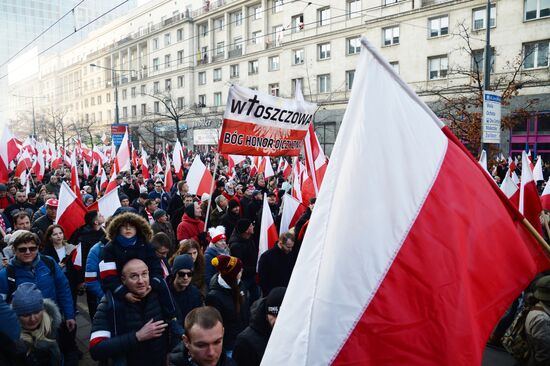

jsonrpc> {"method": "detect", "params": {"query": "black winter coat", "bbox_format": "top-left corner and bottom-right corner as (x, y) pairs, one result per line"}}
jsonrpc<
(170, 281), (202, 339)
(89, 291), (169, 366)
(258, 244), (295, 296)
(233, 298), (272, 366)
(228, 231), (257, 281)
(168, 342), (236, 366)
(220, 211), (239, 239)
(70, 225), (106, 283)
(205, 274), (249, 351)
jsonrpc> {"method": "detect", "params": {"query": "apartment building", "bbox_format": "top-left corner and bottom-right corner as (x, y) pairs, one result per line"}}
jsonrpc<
(7, 0), (550, 155)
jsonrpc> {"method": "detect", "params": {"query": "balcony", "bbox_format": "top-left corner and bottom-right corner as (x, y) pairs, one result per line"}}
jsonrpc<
(228, 48), (242, 59)
(421, 0), (453, 6)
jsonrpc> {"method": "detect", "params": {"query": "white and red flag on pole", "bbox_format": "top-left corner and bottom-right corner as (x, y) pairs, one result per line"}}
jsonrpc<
(155, 159), (163, 176)
(500, 168), (520, 208)
(478, 149), (488, 172)
(290, 158), (303, 203)
(87, 187), (121, 219)
(164, 156), (174, 192)
(258, 193), (278, 269)
(55, 181), (87, 239)
(186, 155), (213, 197)
(533, 156), (544, 182)
(520, 150), (543, 234)
(32, 149), (45, 181)
(115, 129), (131, 172)
(0, 126), (20, 182)
(173, 140), (184, 180)
(82, 160), (90, 179)
(302, 123), (328, 203)
(140, 148), (150, 180)
(278, 158), (291, 180)
(279, 194), (307, 235)
(541, 179), (550, 211)
(262, 39), (550, 366)
(15, 150), (32, 178)
(104, 165), (118, 195)
(228, 155), (246, 178)
(70, 150), (82, 201)
(257, 157), (275, 178)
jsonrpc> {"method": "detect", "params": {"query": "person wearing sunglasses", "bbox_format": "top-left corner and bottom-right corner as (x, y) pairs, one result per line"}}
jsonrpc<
(169, 254), (203, 346)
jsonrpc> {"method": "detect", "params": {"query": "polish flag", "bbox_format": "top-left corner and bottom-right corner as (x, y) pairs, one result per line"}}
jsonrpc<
(541, 179), (550, 211)
(105, 165), (119, 194)
(99, 166), (108, 191)
(279, 194), (307, 235)
(20, 170), (27, 187)
(140, 148), (150, 180)
(478, 150), (488, 172)
(291, 158), (303, 203)
(131, 147), (138, 169)
(258, 193), (278, 269)
(55, 182), (87, 239)
(262, 39), (550, 366)
(51, 149), (63, 170)
(533, 156), (544, 182)
(83, 160), (90, 179)
(186, 155), (213, 196)
(258, 157), (275, 178)
(155, 159), (163, 176)
(70, 150), (82, 200)
(228, 155), (246, 177)
(500, 168), (520, 208)
(32, 149), (45, 181)
(303, 123), (328, 197)
(164, 156), (174, 192)
(520, 151), (543, 234)
(0, 126), (20, 183)
(71, 244), (82, 270)
(15, 150), (33, 178)
(512, 170), (520, 185)
(249, 156), (259, 177)
(509, 156), (516, 174)
(115, 129), (131, 172)
(278, 158), (291, 180)
(173, 140), (184, 180)
(87, 187), (121, 219)
(89, 330), (111, 348)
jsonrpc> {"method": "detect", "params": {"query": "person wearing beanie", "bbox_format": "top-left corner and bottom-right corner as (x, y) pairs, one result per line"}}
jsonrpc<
(119, 194), (130, 207)
(525, 275), (550, 365)
(168, 254), (203, 346)
(233, 287), (287, 366)
(12, 283), (63, 366)
(229, 219), (260, 305)
(152, 209), (176, 250)
(177, 202), (207, 245)
(210, 195), (228, 229)
(205, 254), (249, 355)
(204, 226), (230, 286)
(220, 199), (240, 238)
(82, 193), (94, 207)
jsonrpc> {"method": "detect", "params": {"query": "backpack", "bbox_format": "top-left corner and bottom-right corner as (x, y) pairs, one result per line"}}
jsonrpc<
(502, 303), (546, 363)
(5, 255), (56, 302)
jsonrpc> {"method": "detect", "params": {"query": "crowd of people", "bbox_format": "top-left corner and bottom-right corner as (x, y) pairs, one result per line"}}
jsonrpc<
(0, 151), (309, 366)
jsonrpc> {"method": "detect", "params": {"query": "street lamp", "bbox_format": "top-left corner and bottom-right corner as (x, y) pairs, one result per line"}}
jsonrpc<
(89, 63), (135, 125)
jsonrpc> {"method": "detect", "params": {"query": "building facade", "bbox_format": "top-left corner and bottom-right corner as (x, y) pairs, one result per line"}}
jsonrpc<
(6, 0), (550, 155)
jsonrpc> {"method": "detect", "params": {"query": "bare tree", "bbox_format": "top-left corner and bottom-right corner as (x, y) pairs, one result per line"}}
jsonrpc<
(44, 108), (69, 150)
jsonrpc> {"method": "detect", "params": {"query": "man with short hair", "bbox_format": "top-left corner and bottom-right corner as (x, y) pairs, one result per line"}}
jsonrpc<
(149, 180), (170, 210)
(210, 195), (228, 229)
(141, 199), (159, 225)
(13, 211), (31, 231)
(132, 191), (149, 212)
(5, 191), (35, 224)
(45, 175), (61, 197)
(167, 180), (189, 217)
(31, 198), (58, 238)
(89, 259), (170, 366)
(171, 193), (195, 230)
(169, 306), (236, 366)
(258, 232), (295, 296)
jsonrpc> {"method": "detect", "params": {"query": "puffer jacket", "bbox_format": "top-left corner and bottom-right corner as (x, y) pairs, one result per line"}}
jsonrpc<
(89, 291), (169, 366)
(233, 298), (271, 366)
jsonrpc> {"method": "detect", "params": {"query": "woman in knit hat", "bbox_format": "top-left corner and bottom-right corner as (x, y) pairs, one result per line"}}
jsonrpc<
(12, 282), (63, 366)
(204, 226), (230, 286)
(170, 239), (206, 295)
(205, 254), (249, 356)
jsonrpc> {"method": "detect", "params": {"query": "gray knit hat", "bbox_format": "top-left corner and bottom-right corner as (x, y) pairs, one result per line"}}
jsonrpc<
(12, 282), (44, 316)
(171, 254), (194, 275)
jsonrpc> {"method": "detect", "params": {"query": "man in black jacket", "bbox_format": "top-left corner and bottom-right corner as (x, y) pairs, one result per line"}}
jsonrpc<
(89, 258), (170, 365)
(233, 287), (286, 366)
(258, 232), (295, 296)
(229, 219), (259, 304)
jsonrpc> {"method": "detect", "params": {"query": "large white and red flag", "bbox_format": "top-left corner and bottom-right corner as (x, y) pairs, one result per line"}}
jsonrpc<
(186, 155), (213, 196)
(104, 165), (119, 194)
(277, 158), (291, 180)
(0, 126), (21, 182)
(15, 150), (32, 178)
(262, 39), (550, 366)
(290, 158), (303, 203)
(218, 85), (317, 156)
(32, 149), (45, 181)
(533, 156), (544, 182)
(114, 129), (131, 172)
(500, 168), (520, 208)
(173, 140), (184, 180)
(257, 157), (275, 178)
(520, 151), (543, 234)
(87, 187), (121, 219)
(228, 155), (246, 177)
(258, 193), (278, 268)
(55, 182), (87, 239)
(279, 193), (307, 235)
(164, 156), (174, 192)
(541, 179), (550, 211)
(140, 148), (150, 180)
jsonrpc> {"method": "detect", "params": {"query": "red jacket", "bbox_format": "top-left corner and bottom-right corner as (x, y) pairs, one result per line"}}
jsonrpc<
(177, 214), (205, 242)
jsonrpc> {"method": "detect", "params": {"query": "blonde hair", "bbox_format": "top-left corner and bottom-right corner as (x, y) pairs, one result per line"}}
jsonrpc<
(20, 310), (56, 346)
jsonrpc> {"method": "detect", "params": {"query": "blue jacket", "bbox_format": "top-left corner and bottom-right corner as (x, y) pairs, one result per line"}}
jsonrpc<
(148, 190), (170, 210)
(85, 242), (105, 301)
(0, 295), (19, 341)
(0, 255), (75, 320)
(204, 244), (230, 286)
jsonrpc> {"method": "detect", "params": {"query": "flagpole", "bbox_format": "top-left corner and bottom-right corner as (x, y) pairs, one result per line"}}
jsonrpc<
(522, 218), (550, 255)
(203, 152), (219, 229)
(290, 157), (297, 197)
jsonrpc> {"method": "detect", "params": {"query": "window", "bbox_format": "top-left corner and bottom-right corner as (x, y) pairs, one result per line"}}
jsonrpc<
(269, 83), (280, 96)
(252, 4), (263, 20)
(347, 0), (360, 19)
(429, 15), (449, 38)
(216, 42), (225, 55)
(428, 55), (448, 80)
(291, 14), (304, 33)
(291, 78), (304, 96)
(213, 68), (222, 81)
(122, 107), (128, 118)
(165, 54), (171, 68)
(177, 28), (183, 41)
(471, 49), (495, 74)
(318, 43), (331, 60)
(318, 7), (330, 26)
(214, 17), (225, 30)
(198, 72), (206, 85)
(140, 85), (146, 95)
(273, 0), (283, 13)
(154, 101), (160, 113)
(231, 11), (243, 25)
(214, 92), (222, 106)
(269, 56), (280, 71)
(131, 87), (136, 98)
(199, 23), (208, 37)
(390, 61), (400, 74)
(91, 97), (95, 106)
(472, 5), (496, 31)
(98, 96), (102, 105)
(177, 97), (185, 109)
(198, 94), (206, 107)
(141, 103), (146, 115)
(122, 89), (127, 100)
(293, 49), (304, 64)
(106, 93), (111, 102)
(178, 50), (184, 64)
(154, 81), (160, 93)
(272, 25), (284, 46)
(346, 70), (355, 90)
(318, 74), (331, 93)
(164, 33), (171, 46)
(383, 26), (400, 46)
(131, 105), (137, 117)
(153, 58), (159, 71)
(234, 37), (243, 50)
(523, 40), (549, 69)
(252, 31), (263, 45)
(153, 38), (159, 50)
(248, 60), (259, 74)
(525, 0), (550, 20)
(178, 75), (185, 88)
(165, 79), (171, 91)
(230, 64), (239, 78)
(384, 0), (400, 4)
(347, 37), (361, 55)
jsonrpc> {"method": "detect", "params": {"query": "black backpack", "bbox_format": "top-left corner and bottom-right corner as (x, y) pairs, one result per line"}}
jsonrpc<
(5, 255), (56, 302)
